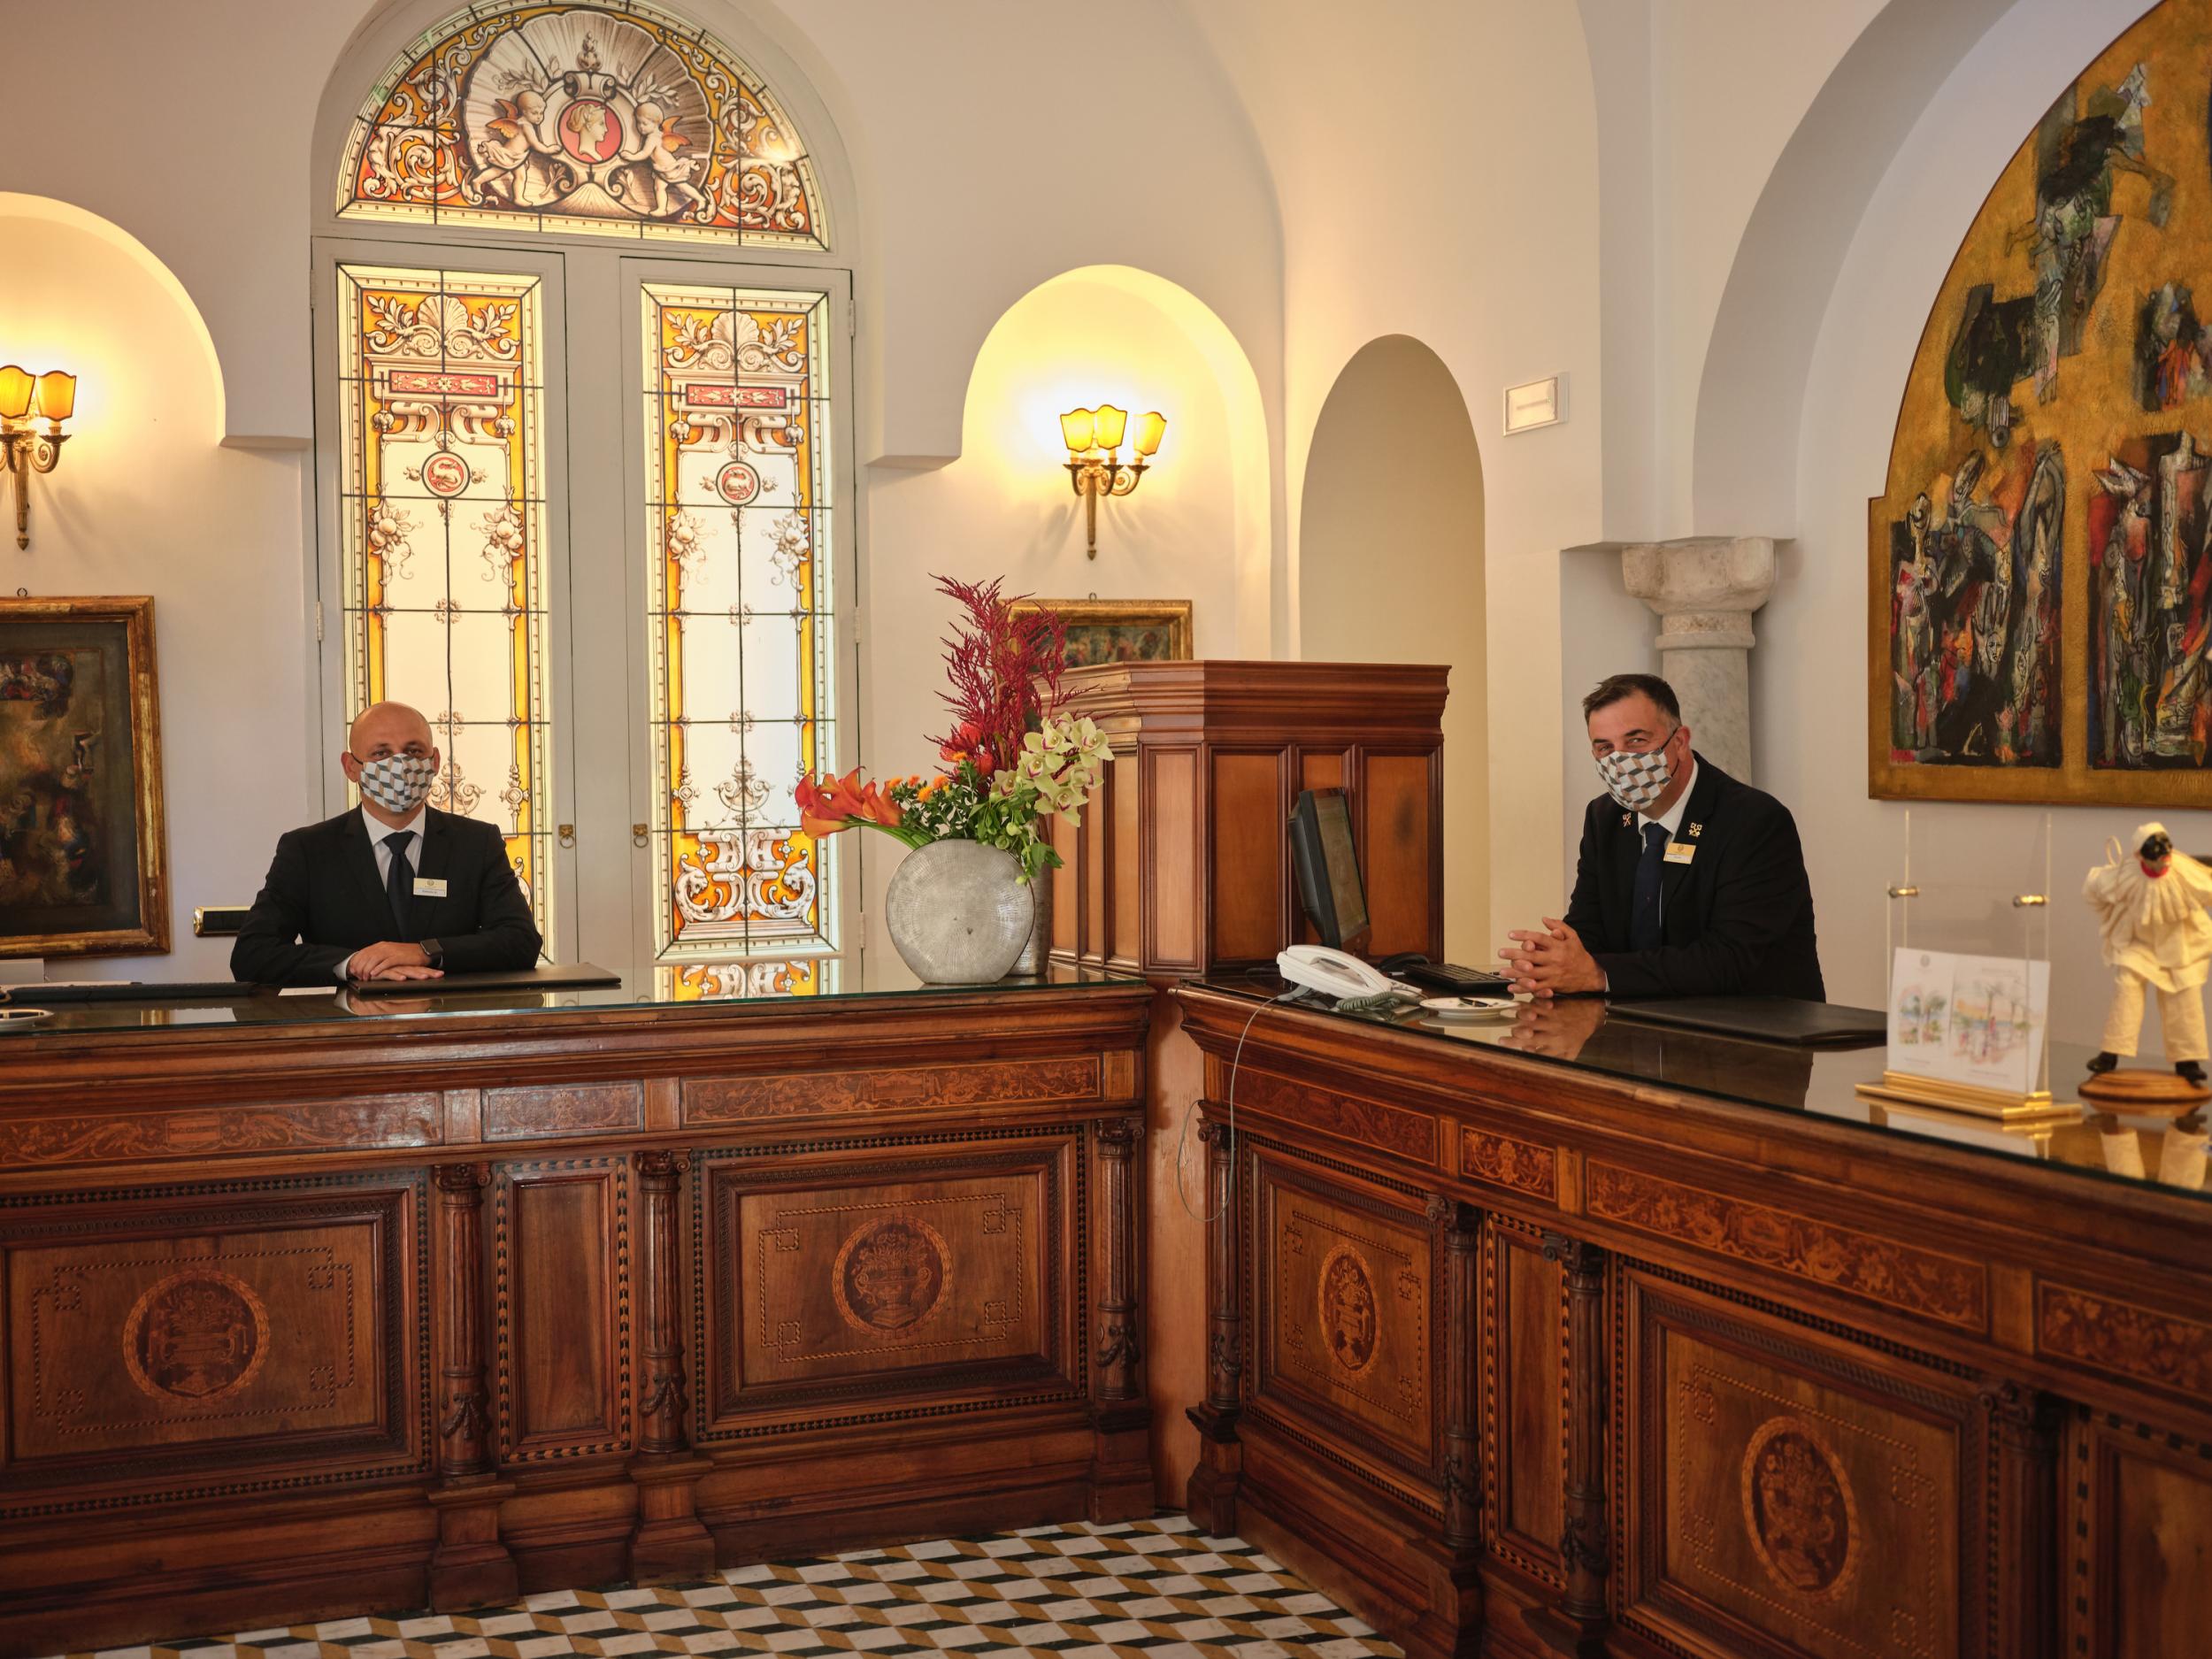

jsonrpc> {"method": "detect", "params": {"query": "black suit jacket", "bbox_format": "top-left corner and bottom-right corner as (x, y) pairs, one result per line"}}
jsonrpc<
(1562, 755), (1824, 1002)
(231, 807), (543, 987)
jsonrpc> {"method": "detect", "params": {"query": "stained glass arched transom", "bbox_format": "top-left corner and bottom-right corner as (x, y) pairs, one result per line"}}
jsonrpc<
(338, 2), (828, 249)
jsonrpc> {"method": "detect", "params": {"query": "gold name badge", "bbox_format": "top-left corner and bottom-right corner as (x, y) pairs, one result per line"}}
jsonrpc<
(413, 877), (450, 898)
(1663, 843), (1696, 864)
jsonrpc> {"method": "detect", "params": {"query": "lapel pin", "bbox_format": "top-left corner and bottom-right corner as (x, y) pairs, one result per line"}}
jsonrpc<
(1620, 812), (1632, 828)
(1688, 822), (1703, 838)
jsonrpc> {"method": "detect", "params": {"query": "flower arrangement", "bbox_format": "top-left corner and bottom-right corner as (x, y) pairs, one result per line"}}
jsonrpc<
(795, 575), (1110, 882)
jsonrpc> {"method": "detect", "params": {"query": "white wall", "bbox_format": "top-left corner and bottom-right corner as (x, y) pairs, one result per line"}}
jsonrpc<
(1764, 0), (2188, 1044)
(856, 268), (1269, 954)
(1180, 0), (1608, 937)
(1299, 336), (1489, 961)
(0, 0), (1289, 981)
(0, 197), (313, 979)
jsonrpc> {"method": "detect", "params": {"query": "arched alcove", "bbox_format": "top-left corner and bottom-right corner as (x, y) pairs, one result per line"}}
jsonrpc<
(1298, 335), (1488, 959)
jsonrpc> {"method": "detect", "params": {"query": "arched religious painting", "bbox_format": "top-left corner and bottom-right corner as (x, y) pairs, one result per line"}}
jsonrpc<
(337, 1), (828, 249)
(1871, 0), (2212, 805)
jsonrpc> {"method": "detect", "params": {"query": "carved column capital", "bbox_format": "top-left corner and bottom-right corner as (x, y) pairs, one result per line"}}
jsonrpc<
(434, 1161), (492, 1194)
(1097, 1116), (1144, 1152)
(1617, 534), (1776, 782)
(1197, 1118), (1231, 1147)
(1540, 1231), (1606, 1284)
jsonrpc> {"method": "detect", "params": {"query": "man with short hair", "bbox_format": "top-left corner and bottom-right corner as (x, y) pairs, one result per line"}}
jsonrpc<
(1499, 672), (1824, 1001)
(232, 701), (543, 986)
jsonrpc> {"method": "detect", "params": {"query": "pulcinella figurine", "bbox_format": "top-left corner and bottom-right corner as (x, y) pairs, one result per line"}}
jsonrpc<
(2082, 822), (2212, 1094)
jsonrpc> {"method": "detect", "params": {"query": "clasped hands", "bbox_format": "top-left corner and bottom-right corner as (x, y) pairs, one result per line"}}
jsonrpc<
(1497, 917), (1604, 999)
(347, 941), (443, 982)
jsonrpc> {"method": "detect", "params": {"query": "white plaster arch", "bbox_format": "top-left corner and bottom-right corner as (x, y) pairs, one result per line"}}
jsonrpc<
(1689, 0), (2020, 539)
(0, 193), (226, 445)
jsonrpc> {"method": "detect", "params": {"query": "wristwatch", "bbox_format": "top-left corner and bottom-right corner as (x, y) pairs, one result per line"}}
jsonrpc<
(419, 938), (446, 970)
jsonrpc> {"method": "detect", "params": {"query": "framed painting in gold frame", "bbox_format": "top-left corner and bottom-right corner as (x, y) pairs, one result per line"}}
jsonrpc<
(0, 596), (169, 956)
(1868, 0), (2212, 807)
(1012, 598), (1193, 669)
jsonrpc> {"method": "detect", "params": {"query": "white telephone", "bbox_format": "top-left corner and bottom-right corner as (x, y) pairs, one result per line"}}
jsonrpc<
(1277, 945), (1416, 1002)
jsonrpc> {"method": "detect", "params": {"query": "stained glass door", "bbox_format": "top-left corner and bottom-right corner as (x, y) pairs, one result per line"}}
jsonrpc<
(311, 240), (576, 960)
(619, 258), (856, 995)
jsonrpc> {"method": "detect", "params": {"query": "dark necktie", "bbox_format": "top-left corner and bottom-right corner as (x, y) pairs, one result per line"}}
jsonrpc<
(383, 830), (415, 937)
(1631, 821), (1668, 952)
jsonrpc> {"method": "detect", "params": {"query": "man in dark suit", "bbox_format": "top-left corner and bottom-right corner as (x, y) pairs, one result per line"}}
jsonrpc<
(233, 702), (542, 987)
(1500, 673), (1824, 1001)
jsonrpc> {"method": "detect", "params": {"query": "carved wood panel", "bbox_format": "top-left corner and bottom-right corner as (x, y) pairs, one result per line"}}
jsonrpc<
(1481, 1213), (1564, 1587)
(0, 1171), (428, 1513)
(2064, 1409), (2212, 1657)
(492, 1157), (631, 1463)
(0, 1094), (441, 1170)
(691, 1130), (1080, 1438)
(1618, 1269), (1993, 1659)
(1250, 1144), (1438, 1478)
(684, 1056), (1101, 1125)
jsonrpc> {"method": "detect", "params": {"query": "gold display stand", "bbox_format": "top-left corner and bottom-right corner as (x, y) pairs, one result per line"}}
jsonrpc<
(1855, 1069), (2081, 1124)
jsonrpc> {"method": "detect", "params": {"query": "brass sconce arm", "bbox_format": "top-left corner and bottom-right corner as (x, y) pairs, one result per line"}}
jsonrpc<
(1059, 403), (1165, 560)
(1, 426), (68, 552)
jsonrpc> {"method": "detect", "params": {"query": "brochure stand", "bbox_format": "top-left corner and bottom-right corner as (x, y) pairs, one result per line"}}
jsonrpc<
(1856, 809), (2078, 1124)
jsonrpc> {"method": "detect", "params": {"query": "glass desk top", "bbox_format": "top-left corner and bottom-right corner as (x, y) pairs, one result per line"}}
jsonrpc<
(1190, 972), (2212, 1208)
(0, 960), (1144, 1041)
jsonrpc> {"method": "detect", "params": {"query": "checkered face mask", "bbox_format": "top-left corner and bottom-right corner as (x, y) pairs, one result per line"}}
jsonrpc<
(1595, 740), (1674, 813)
(357, 753), (436, 815)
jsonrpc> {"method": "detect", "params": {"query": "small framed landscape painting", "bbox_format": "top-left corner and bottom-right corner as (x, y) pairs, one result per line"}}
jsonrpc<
(1015, 598), (1193, 669)
(0, 596), (169, 956)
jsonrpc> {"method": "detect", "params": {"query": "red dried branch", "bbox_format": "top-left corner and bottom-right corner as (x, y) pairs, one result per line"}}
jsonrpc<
(928, 575), (1068, 775)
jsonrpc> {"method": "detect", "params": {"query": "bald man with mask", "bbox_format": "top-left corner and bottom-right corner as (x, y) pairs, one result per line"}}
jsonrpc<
(232, 702), (542, 986)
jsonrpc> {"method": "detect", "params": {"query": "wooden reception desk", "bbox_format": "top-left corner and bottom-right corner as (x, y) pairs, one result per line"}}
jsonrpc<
(0, 971), (1152, 1654)
(1176, 978), (2212, 1659)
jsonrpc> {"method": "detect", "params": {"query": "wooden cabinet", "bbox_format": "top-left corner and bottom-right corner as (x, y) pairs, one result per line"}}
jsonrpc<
(0, 982), (1151, 1654)
(1175, 983), (2212, 1659)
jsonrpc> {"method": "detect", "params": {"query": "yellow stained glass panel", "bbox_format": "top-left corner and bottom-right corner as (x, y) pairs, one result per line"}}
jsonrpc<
(337, 264), (554, 944)
(641, 281), (835, 964)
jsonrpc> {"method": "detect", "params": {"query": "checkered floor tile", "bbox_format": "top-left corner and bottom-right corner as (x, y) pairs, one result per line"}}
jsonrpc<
(52, 1514), (1401, 1659)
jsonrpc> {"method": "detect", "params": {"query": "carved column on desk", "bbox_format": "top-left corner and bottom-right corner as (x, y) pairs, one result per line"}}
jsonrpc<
(1089, 1115), (1151, 1520)
(427, 1162), (518, 1609)
(1433, 1196), (1483, 1549)
(1529, 1233), (1610, 1657)
(627, 1150), (714, 1580)
(1982, 1380), (2063, 1659)
(1431, 1196), (1486, 1637)
(1185, 1118), (1242, 1534)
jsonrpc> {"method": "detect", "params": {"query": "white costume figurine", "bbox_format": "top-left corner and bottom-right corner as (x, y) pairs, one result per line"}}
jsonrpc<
(2084, 822), (2212, 1086)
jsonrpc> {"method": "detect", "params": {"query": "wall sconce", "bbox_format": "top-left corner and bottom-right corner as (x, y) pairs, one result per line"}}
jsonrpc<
(1060, 403), (1165, 559)
(0, 365), (74, 550)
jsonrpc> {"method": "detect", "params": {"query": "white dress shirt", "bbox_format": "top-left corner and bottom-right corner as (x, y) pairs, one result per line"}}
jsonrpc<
(336, 802), (428, 981)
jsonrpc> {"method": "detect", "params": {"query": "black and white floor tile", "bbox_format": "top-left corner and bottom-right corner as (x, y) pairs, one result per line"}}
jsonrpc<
(53, 1514), (1402, 1659)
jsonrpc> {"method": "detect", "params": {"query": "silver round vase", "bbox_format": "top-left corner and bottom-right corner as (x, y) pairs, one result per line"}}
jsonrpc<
(883, 839), (1036, 984)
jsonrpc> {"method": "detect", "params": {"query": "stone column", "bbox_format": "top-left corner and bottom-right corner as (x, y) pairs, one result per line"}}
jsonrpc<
(1620, 536), (1775, 781)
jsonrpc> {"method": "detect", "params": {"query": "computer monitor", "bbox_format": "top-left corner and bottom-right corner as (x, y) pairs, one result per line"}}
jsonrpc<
(1288, 788), (1369, 952)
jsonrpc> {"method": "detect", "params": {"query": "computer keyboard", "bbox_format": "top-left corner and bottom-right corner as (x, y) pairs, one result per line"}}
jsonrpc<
(1383, 956), (1514, 995)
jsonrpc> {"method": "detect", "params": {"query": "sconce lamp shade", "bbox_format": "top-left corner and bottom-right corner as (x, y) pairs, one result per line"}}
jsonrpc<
(1060, 408), (1096, 454)
(34, 372), (75, 422)
(0, 366), (32, 422)
(1092, 404), (1128, 449)
(1133, 411), (1167, 457)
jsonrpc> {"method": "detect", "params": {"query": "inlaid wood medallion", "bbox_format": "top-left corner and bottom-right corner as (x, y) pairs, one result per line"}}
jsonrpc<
(121, 1268), (271, 1406)
(1317, 1245), (1380, 1376)
(833, 1217), (951, 1336)
(1740, 1415), (1858, 1602)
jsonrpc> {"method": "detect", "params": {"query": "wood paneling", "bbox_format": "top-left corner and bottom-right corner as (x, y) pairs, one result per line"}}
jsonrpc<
(1483, 1219), (1563, 1583)
(1110, 755), (1142, 969)
(0, 1172), (427, 1517)
(495, 1159), (629, 1460)
(1172, 982), (2212, 1659)
(1357, 751), (1435, 958)
(0, 979), (1151, 1652)
(1210, 751), (1286, 964)
(1147, 748), (1199, 970)
(1621, 1271), (1986, 1659)
(2068, 1411), (2212, 1658)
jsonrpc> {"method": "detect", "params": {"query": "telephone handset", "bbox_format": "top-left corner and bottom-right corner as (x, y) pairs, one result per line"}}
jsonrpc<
(1277, 945), (1415, 1002)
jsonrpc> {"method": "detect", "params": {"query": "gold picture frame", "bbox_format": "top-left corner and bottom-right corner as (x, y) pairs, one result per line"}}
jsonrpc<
(1012, 598), (1193, 669)
(0, 595), (169, 956)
